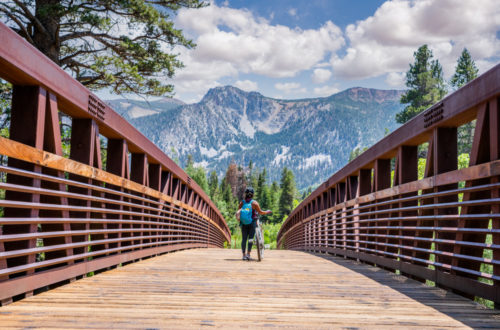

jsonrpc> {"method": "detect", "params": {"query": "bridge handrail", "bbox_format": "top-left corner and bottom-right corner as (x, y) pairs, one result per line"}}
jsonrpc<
(0, 22), (229, 304)
(278, 63), (500, 306)
(0, 22), (228, 237)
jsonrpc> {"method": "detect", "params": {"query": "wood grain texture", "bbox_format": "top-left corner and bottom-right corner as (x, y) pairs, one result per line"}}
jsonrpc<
(0, 249), (498, 329)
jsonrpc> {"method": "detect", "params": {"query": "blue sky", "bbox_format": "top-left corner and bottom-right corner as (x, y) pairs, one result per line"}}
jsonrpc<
(100, 0), (500, 103)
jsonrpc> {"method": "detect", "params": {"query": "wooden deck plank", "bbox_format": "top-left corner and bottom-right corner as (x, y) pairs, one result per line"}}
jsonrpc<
(0, 248), (499, 329)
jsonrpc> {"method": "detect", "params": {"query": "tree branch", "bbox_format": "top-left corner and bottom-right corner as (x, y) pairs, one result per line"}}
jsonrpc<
(60, 48), (106, 65)
(12, 0), (50, 39)
(60, 31), (123, 43)
(79, 74), (105, 86)
(0, 7), (34, 44)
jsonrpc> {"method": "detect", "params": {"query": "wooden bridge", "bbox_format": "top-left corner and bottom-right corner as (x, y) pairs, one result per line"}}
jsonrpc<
(1, 248), (499, 328)
(1, 20), (500, 328)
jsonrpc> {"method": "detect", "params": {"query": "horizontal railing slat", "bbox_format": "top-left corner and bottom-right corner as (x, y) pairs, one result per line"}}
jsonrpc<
(279, 64), (500, 307)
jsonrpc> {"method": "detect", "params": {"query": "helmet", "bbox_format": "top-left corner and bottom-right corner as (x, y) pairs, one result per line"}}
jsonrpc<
(245, 187), (254, 198)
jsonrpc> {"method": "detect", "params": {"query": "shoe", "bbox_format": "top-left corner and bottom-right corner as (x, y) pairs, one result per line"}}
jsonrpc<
(247, 255), (252, 261)
(242, 255), (247, 260)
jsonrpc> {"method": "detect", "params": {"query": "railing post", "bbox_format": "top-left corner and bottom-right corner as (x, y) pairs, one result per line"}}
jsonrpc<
(433, 127), (458, 270)
(337, 182), (347, 254)
(373, 159), (391, 261)
(69, 118), (107, 259)
(357, 169), (371, 255)
(453, 98), (499, 305)
(489, 98), (500, 308)
(38, 92), (74, 274)
(327, 188), (335, 249)
(106, 139), (131, 251)
(2, 86), (45, 302)
(149, 164), (161, 249)
(395, 146), (418, 276)
(130, 153), (149, 249)
(347, 176), (358, 254)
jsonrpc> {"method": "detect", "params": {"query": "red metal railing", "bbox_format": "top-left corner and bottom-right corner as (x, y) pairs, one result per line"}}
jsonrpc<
(278, 63), (500, 307)
(0, 22), (230, 305)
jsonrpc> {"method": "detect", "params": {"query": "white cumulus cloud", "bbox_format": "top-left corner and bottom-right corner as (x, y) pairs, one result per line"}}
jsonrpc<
(385, 72), (406, 88)
(311, 68), (332, 84)
(173, 3), (344, 97)
(275, 82), (301, 93)
(234, 80), (258, 91)
(313, 85), (340, 96)
(331, 0), (500, 80)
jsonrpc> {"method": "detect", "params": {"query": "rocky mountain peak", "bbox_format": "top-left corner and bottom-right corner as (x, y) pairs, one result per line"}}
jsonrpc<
(202, 86), (257, 106)
(112, 86), (405, 189)
(334, 87), (403, 104)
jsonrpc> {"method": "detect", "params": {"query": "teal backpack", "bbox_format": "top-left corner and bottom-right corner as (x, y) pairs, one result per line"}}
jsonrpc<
(240, 199), (254, 225)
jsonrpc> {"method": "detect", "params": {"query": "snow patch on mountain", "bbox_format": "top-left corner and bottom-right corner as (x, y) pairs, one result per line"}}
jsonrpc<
(194, 160), (210, 168)
(239, 99), (256, 138)
(217, 150), (234, 160)
(200, 146), (218, 158)
(301, 154), (332, 169)
(128, 106), (158, 119)
(272, 146), (290, 166)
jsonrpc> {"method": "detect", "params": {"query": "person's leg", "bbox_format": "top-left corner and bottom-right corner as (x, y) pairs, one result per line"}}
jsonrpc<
(247, 221), (256, 255)
(241, 224), (249, 258)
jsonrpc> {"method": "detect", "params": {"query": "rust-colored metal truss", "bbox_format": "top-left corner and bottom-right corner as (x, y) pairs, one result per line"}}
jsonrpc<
(0, 22), (230, 305)
(278, 63), (500, 307)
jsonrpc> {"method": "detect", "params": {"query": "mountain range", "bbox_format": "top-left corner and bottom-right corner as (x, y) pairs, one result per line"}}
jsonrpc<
(107, 86), (404, 190)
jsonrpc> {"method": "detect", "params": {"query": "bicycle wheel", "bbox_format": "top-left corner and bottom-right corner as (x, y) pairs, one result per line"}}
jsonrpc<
(256, 232), (262, 261)
(258, 228), (264, 259)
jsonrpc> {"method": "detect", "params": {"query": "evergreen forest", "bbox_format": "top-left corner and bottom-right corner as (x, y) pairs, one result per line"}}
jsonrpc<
(184, 156), (300, 249)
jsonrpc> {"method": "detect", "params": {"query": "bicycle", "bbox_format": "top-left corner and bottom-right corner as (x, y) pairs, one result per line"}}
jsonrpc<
(251, 216), (265, 261)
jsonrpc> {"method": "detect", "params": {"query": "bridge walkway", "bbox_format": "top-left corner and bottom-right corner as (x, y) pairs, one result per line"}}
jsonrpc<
(0, 249), (498, 328)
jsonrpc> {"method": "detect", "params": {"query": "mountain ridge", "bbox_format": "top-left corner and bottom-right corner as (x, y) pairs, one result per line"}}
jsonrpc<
(108, 86), (404, 189)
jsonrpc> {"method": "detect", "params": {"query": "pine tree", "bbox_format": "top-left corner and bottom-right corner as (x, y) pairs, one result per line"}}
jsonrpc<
(256, 169), (267, 202)
(269, 181), (281, 223)
(221, 178), (234, 206)
(278, 167), (296, 221)
(396, 45), (447, 124)
(451, 48), (479, 155)
(301, 186), (313, 200)
(184, 155), (209, 194)
(1, 0), (207, 96)
(185, 154), (194, 169)
(256, 169), (271, 222)
(450, 48), (479, 89)
(259, 185), (272, 223)
(208, 170), (219, 200)
(248, 162), (258, 199)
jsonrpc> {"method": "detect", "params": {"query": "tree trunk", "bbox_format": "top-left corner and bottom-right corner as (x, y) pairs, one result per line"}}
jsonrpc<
(34, 0), (60, 65)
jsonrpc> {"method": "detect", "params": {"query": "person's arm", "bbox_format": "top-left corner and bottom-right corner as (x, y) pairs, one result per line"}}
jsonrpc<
(236, 201), (243, 224)
(252, 201), (272, 215)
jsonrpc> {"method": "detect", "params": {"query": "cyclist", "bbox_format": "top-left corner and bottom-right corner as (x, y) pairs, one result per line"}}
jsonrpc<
(237, 187), (272, 260)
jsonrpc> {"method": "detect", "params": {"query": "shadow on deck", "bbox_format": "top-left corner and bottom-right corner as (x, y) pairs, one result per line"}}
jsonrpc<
(308, 251), (500, 329)
(0, 248), (498, 328)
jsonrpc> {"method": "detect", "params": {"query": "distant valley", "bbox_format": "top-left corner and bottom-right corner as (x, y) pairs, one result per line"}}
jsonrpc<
(107, 86), (404, 190)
